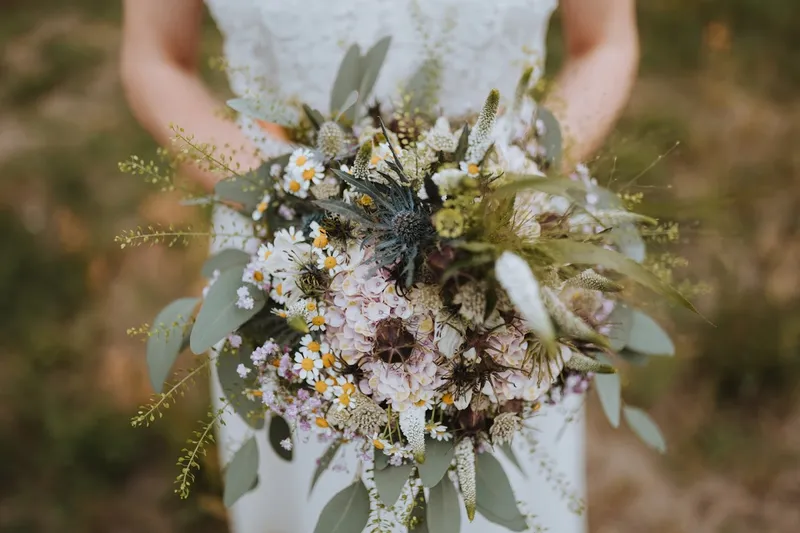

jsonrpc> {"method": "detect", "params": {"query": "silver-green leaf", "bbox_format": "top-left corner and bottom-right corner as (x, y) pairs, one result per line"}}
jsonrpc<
(594, 353), (621, 428)
(626, 310), (675, 356)
(190, 267), (264, 354)
(607, 303), (634, 352)
(201, 249), (251, 278)
(418, 439), (455, 487)
(330, 44), (362, 117)
(427, 476), (461, 533)
(268, 415), (292, 462)
(623, 406), (667, 453)
(537, 106), (562, 169)
(146, 297), (198, 393)
(498, 443), (526, 477)
(310, 440), (342, 495)
(223, 436), (259, 507)
(227, 97), (296, 127)
(217, 342), (265, 430)
(313, 481), (371, 533)
(475, 453), (528, 531)
(373, 463), (413, 507)
(359, 36), (392, 102)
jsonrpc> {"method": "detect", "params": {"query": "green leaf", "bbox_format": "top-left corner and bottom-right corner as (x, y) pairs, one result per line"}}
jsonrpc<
(217, 342), (265, 430)
(268, 415), (293, 462)
(409, 486), (430, 532)
(223, 436), (259, 507)
(190, 267), (265, 354)
(498, 443), (526, 477)
(623, 406), (667, 453)
(201, 249), (251, 278)
(594, 353), (621, 428)
(418, 439), (455, 487)
(607, 303), (634, 352)
(536, 240), (699, 313)
(310, 440), (342, 495)
(336, 91), (360, 121)
(359, 36), (392, 102)
(618, 348), (649, 366)
(374, 449), (389, 470)
(626, 310), (675, 356)
(146, 297), (198, 393)
(313, 481), (371, 533)
(610, 226), (646, 263)
(494, 174), (587, 199)
(330, 44), (362, 118)
(537, 106), (562, 169)
(475, 453), (528, 531)
(373, 463), (413, 507)
(453, 124), (470, 161)
(427, 476), (461, 533)
(227, 97), (296, 126)
(303, 105), (325, 130)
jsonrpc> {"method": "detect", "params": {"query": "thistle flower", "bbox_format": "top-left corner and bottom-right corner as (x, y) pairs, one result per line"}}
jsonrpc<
(566, 268), (623, 292)
(541, 287), (609, 347)
(316, 121), (346, 159)
(466, 89), (500, 164)
(490, 412), (522, 445)
(494, 252), (556, 353)
(399, 407), (426, 463)
(455, 438), (477, 521)
(352, 141), (372, 181)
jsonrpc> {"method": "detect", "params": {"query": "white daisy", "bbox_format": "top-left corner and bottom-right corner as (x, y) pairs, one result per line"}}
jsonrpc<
(287, 148), (315, 172)
(295, 160), (325, 185)
(299, 335), (326, 357)
(293, 351), (323, 382)
(459, 160), (481, 178)
(316, 249), (345, 274)
(371, 433), (391, 452)
(282, 172), (310, 198)
(426, 423), (451, 441)
(311, 376), (336, 399)
(308, 305), (327, 331)
(251, 192), (271, 221)
(333, 377), (358, 411)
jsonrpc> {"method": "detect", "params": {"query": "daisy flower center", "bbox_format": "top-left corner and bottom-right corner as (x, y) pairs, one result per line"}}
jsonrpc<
(253, 271), (264, 282)
(301, 358), (315, 371)
(467, 163), (480, 175)
(415, 399), (427, 407)
(322, 352), (335, 367)
(442, 393), (454, 405)
(341, 382), (356, 395)
(313, 234), (329, 248)
(257, 202), (267, 213)
(311, 315), (326, 327)
(338, 394), (351, 407)
(289, 180), (302, 192)
(302, 168), (317, 181)
(358, 195), (373, 207)
(373, 439), (385, 450)
(323, 256), (338, 270)
(307, 341), (321, 353)
(306, 301), (317, 312)
(315, 381), (328, 393)
(275, 284), (283, 296)
(315, 417), (329, 428)
(295, 155), (308, 166)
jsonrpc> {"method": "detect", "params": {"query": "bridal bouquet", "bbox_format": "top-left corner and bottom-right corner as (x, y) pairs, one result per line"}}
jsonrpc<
(125, 38), (695, 532)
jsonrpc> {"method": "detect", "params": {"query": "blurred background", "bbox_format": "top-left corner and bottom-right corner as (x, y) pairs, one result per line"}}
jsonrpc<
(1, 1), (799, 532)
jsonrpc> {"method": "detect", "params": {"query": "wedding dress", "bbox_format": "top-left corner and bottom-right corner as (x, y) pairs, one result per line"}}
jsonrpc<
(204, 1), (586, 532)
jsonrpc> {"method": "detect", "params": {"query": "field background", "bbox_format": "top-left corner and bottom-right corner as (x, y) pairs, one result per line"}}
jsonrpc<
(1, 1), (799, 532)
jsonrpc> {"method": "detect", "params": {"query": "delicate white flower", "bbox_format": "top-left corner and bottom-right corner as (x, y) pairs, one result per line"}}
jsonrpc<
(431, 168), (468, 195)
(270, 163), (283, 177)
(227, 334), (242, 349)
(294, 160), (325, 185)
(455, 438), (477, 521)
(299, 334), (325, 356)
(308, 221), (330, 250)
(385, 442), (410, 457)
(236, 363), (251, 378)
(426, 423), (451, 441)
(251, 192), (271, 221)
(316, 249), (345, 274)
(257, 242), (275, 262)
(287, 148), (315, 172)
(435, 321), (463, 358)
(333, 378), (358, 410)
(459, 160), (481, 178)
(280, 437), (293, 451)
(399, 407), (427, 463)
(274, 226), (305, 246)
(235, 286), (255, 310)
(242, 262), (269, 289)
(311, 376), (336, 399)
(282, 172), (310, 198)
(453, 389), (473, 411)
(293, 351), (323, 382)
(371, 433), (391, 452)
(308, 305), (328, 331)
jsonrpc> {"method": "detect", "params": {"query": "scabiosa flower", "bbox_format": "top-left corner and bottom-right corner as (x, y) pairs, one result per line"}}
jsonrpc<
(349, 395), (388, 436)
(455, 438), (477, 521)
(293, 351), (323, 382)
(235, 286), (255, 310)
(236, 363), (251, 378)
(251, 192), (271, 221)
(453, 281), (487, 326)
(315, 249), (345, 275)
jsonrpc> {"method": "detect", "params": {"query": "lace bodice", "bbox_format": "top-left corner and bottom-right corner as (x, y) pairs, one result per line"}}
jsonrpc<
(205, 0), (558, 119)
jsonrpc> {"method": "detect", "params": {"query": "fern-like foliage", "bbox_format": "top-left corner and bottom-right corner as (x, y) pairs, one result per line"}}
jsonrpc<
(131, 359), (210, 428)
(175, 406), (226, 499)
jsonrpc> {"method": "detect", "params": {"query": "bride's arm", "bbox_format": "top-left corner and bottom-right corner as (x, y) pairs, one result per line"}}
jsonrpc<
(546, 0), (639, 167)
(120, 0), (284, 192)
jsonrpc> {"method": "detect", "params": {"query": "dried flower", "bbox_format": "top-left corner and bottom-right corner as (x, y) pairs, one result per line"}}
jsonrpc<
(490, 412), (522, 445)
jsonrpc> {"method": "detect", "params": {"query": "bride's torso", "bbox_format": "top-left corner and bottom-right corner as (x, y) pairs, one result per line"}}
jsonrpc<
(205, 0), (558, 119)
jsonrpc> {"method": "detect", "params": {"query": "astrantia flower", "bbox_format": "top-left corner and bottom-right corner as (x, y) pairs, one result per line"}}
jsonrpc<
(251, 192), (271, 221)
(287, 148), (315, 172)
(315, 249), (345, 275)
(293, 351), (323, 382)
(236, 364), (251, 379)
(490, 412), (522, 445)
(235, 286), (255, 310)
(423, 116), (458, 152)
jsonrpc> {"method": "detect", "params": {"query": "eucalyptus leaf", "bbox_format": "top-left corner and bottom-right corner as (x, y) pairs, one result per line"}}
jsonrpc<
(303, 104), (325, 130)
(374, 449), (389, 471)
(607, 303), (634, 352)
(594, 353), (621, 428)
(201, 249), (251, 278)
(217, 342), (265, 430)
(626, 310), (675, 356)
(495, 173), (587, 199)
(427, 476), (461, 533)
(190, 267), (265, 354)
(498, 443), (526, 477)
(418, 439), (455, 487)
(226, 97), (296, 127)
(618, 348), (650, 367)
(146, 297), (198, 393)
(268, 415), (293, 462)
(475, 453), (528, 531)
(310, 441), (342, 495)
(313, 481), (371, 533)
(359, 36), (392, 102)
(336, 91), (360, 120)
(214, 175), (262, 213)
(610, 226), (647, 263)
(536, 106), (562, 169)
(373, 463), (413, 507)
(537, 240), (699, 313)
(223, 436), (259, 507)
(409, 486), (430, 532)
(330, 44), (362, 118)
(624, 406), (667, 453)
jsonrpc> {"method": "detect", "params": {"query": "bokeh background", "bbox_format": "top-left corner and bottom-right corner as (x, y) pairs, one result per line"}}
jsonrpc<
(1, 1), (799, 532)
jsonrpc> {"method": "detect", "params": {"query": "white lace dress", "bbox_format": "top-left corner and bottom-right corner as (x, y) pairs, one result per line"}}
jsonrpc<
(204, 1), (586, 532)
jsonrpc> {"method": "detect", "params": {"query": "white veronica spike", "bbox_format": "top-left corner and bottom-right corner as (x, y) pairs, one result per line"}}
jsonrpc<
(399, 407), (426, 463)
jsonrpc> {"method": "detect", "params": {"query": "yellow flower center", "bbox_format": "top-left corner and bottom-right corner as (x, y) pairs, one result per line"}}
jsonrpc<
(288, 180), (302, 192)
(301, 358), (315, 371)
(532, 402), (542, 412)
(338, 394), (351, 407)
(323, 256), (338, 270)
(311, 315), (326, 327)
(295, 155), (308, 166)
(253, 271), (264, 282)
(442, 393), (454, 405)
(306, 301), (317, 312)
(261, 250), (272, 260)
(373, 439), (385, 450)
(257, 202), (267, 213)
(370, 155), (382, 165)
(313, 234), (329, 248)
(467, 163), (480, 175)
(341, 382), (356, 395)
(315, 381), (328, 393)
(315, 417), (329, 428)
(414, 399), (427, 407)
(275, 284), (283, 296)
(307, 341), (321, 353)
(322, 352), (335, 368)
(251, 390), (263, 398)
(302, 168), (317, 181)
(358, 195), (373, 207)
(277, 311), (288, 318)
